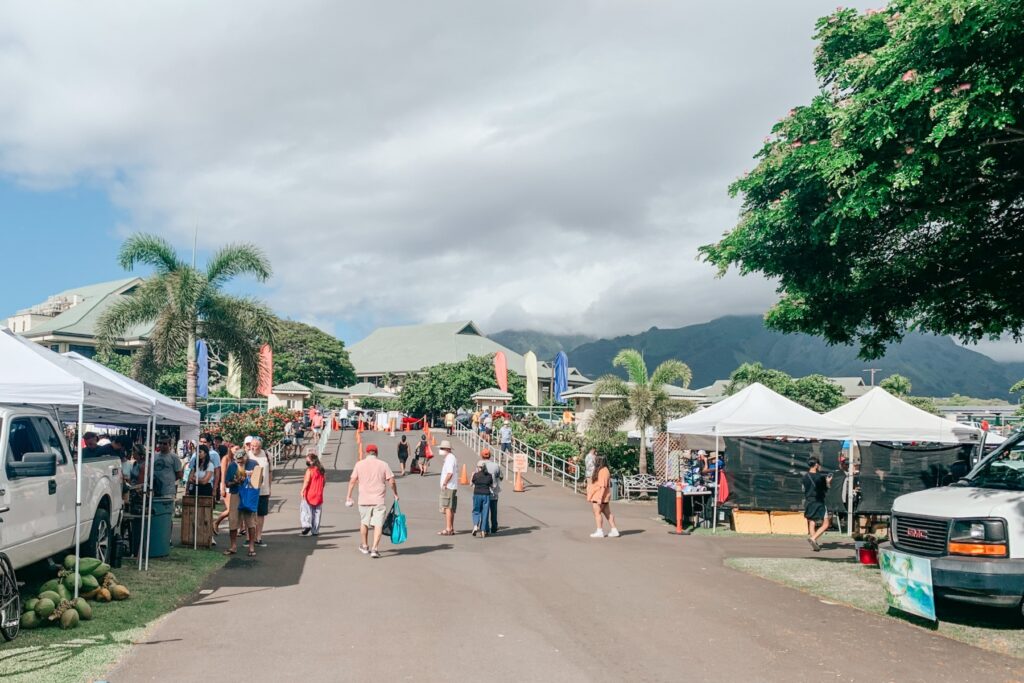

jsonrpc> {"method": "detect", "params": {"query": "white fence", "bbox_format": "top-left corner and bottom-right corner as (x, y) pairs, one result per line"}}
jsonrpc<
(454, 423), (584, 495)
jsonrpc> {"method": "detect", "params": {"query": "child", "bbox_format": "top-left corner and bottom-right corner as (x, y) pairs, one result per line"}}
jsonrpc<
(300, 451), (326, 536)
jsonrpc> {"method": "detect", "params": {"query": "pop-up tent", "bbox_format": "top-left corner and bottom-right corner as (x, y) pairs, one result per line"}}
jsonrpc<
(666, 383), (849, 530)
(0, 330), (153, 591)
(825, 387), (981, 444)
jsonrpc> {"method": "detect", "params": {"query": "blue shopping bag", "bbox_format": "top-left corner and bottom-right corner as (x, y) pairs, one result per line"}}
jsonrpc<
(390, 501), (408, 545)
(238, 477), (260, 513)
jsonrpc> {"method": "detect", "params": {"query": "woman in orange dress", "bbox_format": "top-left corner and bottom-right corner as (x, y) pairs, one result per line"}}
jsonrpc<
(585, 454), (620, 538)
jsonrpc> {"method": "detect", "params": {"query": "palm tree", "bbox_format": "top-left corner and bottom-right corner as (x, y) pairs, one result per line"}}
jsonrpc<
(590, 349), (693, 475)
(880, 373), (912, 396)
(97, 233), (277, 407)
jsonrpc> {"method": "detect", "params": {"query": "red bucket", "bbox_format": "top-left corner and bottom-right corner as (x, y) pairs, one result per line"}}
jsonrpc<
(858, 547), (879, 566)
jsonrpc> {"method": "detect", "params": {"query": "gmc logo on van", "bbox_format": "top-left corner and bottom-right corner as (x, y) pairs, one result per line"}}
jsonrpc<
(907, 528), (928, 539)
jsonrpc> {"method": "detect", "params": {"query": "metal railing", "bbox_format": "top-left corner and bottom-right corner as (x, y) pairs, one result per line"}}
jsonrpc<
(454, 423), (584, 495)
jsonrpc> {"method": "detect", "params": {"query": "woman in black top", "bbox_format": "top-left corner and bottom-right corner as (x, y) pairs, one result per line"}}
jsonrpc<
(471, 464), (494, 538)
(397, 435), (409, 476)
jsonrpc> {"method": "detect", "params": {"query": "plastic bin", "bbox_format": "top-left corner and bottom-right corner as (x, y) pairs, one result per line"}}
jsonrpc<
(611, 478), (621, 501)
(132, 497), (175, 559)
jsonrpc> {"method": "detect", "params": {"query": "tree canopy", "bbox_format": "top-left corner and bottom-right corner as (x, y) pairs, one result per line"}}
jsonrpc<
(880, 373), (912, 396)
(701, 1), (1024, 358)
(272, 319), (356, 390)
(726, 362), (846, 412)
(399, 354), (526, 416)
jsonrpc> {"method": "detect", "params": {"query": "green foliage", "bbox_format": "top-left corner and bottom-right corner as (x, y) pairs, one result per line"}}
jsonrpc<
(583, 431), (644, 477)
(272, 319), (356, 389)
(399, 354), (526, 416)
(97, 233), (277, 406)
(93, 351), (133, 377)
(211, 407), (298, 447)
(904, 395), (939, 415)
(880, 373), (912, 396)
(727, 362), (846, 412)
(544, 441), (579, 461)
(700, 2), (1024, 358)
(358, 397), (402, 411)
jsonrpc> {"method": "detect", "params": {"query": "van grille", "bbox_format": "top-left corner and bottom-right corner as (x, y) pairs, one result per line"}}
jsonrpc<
(893, 515), (949, 556)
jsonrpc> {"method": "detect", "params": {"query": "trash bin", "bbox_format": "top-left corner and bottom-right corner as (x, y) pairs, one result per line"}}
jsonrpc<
(132, 497), (175, 559)
(611, 478), (621, 501)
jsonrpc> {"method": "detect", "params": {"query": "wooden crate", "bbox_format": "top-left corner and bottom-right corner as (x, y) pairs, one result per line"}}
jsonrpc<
(180, 495), (215, 548)
(731, 509), (771, 534)
(769, 511), (807, 535)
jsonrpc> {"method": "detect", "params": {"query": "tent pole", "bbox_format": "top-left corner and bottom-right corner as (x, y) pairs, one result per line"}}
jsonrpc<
(713, 432), (720, 534)
(145, 417), (156, 571)
(74, 402), (84, 600)
(138, 417), (151, 571)
(846, 437), (855, 537)
(193, 446), (199, 550)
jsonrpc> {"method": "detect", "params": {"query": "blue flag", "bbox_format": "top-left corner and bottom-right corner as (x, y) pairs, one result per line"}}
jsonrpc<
(196, 339), (209, 399)
(554, 351), (569, 403)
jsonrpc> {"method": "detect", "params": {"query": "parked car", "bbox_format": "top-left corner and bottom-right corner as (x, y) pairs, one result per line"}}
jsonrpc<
(889, 429), (1024, 615)
(0, 405), (122, 570)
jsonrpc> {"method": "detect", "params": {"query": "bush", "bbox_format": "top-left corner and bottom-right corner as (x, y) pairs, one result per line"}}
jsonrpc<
(544, 441), (579, 461)
(210, 407), (299, 447)
(583, 432), (643, 477)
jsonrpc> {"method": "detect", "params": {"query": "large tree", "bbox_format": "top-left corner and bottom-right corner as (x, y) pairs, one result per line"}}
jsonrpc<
(727, 362), (846, 412)
(701, 1), (1024, 359)
(400, 354), (527, 417)
(97, 233), (277, 407)
(273, 319), (356, 390)
(590, 349), (693, 475)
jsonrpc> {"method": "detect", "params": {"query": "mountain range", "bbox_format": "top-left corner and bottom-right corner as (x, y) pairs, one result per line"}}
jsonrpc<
(491, 315), (1024, 399)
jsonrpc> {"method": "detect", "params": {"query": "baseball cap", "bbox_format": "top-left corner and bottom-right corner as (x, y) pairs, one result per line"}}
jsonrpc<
(243, 435), (255, 445)
(480, 448), (491, 458)
(233, 449), (246, 460)
(365, 444), (378, 454)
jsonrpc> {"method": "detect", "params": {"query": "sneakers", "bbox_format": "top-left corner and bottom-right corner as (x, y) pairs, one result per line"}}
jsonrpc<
(590, 529), (606, 538)
(472, 526), (479, 537)
(256, 539), (268, 548)
(370, 549), (381, 559)
(301, 528), (310, 536)
(359, 545), (370, 555)
(607, 528), (620, 538)
(807, 537), (821, 552)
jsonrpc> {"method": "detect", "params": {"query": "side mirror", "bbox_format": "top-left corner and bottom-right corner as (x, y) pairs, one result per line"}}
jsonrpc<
(7, 452), (57, 478)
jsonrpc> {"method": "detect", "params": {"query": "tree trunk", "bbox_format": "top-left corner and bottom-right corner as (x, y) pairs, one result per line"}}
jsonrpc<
(186, 329), (197, 409)
(638, 429), (648, 475)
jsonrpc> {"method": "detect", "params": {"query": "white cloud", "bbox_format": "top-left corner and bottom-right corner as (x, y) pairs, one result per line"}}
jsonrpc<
(0, 0), (871, 342)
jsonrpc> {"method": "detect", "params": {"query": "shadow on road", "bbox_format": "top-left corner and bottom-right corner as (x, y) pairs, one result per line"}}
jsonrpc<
(391, 543), (454, 556)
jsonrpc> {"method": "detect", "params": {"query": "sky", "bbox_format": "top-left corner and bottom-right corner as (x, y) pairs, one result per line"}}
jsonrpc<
(1, 1), (1019, 359)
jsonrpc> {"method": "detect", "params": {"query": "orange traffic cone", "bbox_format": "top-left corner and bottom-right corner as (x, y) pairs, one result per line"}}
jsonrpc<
(459, 464), (469, 485)
(514, 471), (525, 492)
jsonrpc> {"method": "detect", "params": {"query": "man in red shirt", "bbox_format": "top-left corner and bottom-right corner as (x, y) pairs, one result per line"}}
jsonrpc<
(346, 444), (399, 558)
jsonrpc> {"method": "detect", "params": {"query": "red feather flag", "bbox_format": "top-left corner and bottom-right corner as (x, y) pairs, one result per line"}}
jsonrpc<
(257, 344), (273, 397)
(494, 351), (508, 393)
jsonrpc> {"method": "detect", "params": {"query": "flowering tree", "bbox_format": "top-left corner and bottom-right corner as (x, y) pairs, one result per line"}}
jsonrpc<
(210, 407), (300, 448)
(701, 2), (1024, 359)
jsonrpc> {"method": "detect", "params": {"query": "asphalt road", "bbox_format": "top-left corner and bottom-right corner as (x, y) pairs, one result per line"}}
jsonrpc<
(110, 431), (1021, 683)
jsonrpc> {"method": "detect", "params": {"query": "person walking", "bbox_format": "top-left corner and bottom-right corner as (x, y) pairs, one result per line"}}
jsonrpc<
(480, 448), (502, 533)
(586, 454), (619, 538)
(300, 451), (326, 536)
(471, 409), (481, 434)
(224, 446), (258, 557)
(499, 421), (513, 454)
(437, 440), (458, 536)
(471, 463), (494, 538)
(250, 436), (272, 548)
(397, 435), (410, 476)
(803, 457), (832, 551)
(415, 434), (430, 476)
(445, 411), (455, 436)
(345, 444), (398, 558)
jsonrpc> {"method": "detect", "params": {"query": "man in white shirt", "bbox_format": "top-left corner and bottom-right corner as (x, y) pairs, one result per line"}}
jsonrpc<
(249, 436), (273, 548)
(438, 440), (458, 535)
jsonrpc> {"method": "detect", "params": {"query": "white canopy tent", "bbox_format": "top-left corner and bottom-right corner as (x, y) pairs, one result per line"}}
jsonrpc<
(0, 330), (153, 592)
(825, 387), (982, 444)
(65, 352), (201, 561)
(666, 383), (850, 532)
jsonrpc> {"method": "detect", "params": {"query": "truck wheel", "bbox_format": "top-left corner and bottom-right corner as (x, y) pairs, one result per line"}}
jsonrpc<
(83, 509), (112, 564)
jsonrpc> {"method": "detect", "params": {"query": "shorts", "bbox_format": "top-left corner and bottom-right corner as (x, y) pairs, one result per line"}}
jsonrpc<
(359, 504), (387, 527)
(440, 488), (458, 512)
(229, 494), (256, 529)
(804, 501), (827, 522)
(398, 453), (408, 462)
(258, 494), (270, 516)
(501, 442), (511, 453)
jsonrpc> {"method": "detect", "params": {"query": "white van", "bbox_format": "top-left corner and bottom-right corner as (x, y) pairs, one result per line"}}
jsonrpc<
(890, 430), (1024, 614)
(0, 406), (123, 569)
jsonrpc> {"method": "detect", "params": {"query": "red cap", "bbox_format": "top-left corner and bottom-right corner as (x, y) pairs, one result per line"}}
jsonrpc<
(365, 444), (378, 454)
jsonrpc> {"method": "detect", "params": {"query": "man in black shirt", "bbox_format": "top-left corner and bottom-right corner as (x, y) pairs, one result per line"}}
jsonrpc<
(803, 457), (832, 552)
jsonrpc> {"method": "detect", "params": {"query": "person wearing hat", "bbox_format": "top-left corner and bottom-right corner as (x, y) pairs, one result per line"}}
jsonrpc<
(224, 445), (258, 556)
(346, 444), (398, 558)
(151, 435), (182, 498)
(438, 440), (458, 536)
(479, 448), (503, 534)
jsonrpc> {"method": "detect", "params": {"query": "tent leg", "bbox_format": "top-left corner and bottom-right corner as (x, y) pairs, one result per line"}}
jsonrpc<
(145, 418), (156, 571)
(846, 438), (855, 537)
(712, 433), (720, 534)
(74, 403), (84, 600)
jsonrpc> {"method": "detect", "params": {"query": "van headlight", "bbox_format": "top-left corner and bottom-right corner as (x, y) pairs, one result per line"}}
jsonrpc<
(949, 519), (1008, 557)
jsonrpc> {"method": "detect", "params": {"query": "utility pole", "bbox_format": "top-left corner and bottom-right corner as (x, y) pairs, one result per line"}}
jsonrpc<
(863, 368), (882, 386)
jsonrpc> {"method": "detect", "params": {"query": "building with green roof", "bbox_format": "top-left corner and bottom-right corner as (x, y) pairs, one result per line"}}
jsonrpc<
(4, 278), (153, 357)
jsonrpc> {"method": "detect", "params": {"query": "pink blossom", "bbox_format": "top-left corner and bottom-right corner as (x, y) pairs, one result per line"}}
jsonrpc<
(791, 141), (803, 148)
(866, 8), (881, 15)
(933, 86), (943, 93)
(955, 82), (972, 93)
(764, 136), (772, 144)
(905, 146), (915, 155)
(809, 140), (819, 145)
(901, 69), (917, 83)
(788, 109), (796, 117)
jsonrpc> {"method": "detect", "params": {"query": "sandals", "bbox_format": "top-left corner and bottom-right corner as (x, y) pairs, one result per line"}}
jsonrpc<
(437, 530), (454, 536)
(248, 550), (256, 557)
(223, 549), (237, 555)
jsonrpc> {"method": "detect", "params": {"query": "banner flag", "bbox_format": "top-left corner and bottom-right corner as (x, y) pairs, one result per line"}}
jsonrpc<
(257, 344), (273, 397)
(525, 351), (539, 406)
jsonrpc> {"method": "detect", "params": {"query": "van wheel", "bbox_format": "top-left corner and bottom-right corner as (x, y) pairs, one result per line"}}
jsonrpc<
(83, 509), (112, 564)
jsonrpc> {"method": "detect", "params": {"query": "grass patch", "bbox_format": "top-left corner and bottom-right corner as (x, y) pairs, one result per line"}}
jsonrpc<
(689, 527), (850, 541)
(1, 547), (227, 682)
(727, 557), (1024, 659)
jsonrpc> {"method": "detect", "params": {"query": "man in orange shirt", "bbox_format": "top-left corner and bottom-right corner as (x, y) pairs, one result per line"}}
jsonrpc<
(346, 444), (399, 558)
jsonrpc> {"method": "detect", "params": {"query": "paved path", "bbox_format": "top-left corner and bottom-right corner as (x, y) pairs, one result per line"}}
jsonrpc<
(111, 431), (1020, 682)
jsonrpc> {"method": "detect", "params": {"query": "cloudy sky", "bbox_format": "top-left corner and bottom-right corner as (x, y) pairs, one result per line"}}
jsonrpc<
(4, 0), (960, 350)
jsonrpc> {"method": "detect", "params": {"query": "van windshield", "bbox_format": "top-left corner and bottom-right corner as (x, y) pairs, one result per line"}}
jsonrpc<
(967, 433), (1024, 491)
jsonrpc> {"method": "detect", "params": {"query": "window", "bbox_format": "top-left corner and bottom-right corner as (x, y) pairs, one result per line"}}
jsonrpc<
(6, 418), (43, 463)
(969, 437), (1024, 491)
(31, 417), (68, 464)
(68, 344), (96, 358)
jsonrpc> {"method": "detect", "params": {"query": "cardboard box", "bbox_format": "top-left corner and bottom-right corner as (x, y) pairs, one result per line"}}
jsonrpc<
(770, 511), (807, 535)
(731, 509), (771, 534)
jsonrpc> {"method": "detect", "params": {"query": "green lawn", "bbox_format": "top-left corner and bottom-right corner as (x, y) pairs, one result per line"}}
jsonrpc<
(727, 557), (1024, 659)
(0, 548), (227, 682)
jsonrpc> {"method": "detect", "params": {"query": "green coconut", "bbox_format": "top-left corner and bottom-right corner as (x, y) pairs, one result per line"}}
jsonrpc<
(60, 609), (79, 629)
(23, 597), (39, 613)
(73, 598), (93, 621)
(20, 611), (42, 629)
(39, 578), (61, 595)
(37, 591), (61, 606)
(34, 598), (56, 619)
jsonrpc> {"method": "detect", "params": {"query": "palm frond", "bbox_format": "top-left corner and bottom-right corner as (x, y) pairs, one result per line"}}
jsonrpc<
(199, 294), (279, 387)
(118, 233), (183, 274)
(612, 349), (648, 386)
(591, 374), (629, 402)
(206, 243), (272, 289)
(589, 398), (631, 438)
(650, 359), (692, 389)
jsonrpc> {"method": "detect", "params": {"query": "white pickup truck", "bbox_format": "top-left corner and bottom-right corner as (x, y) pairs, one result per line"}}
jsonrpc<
(890, 430), (1024, 615)
(0, 405), (122, 570)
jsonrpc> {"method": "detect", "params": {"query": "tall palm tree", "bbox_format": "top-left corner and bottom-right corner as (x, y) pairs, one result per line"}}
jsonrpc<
(590, 349), (693, 475)
(97, 233), (277, 407)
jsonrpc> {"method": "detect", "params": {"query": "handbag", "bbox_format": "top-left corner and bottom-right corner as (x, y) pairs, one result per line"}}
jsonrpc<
(238, 473), (260, 513)
(390, 501), (407, 545)
(381, 503), (396, 537)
